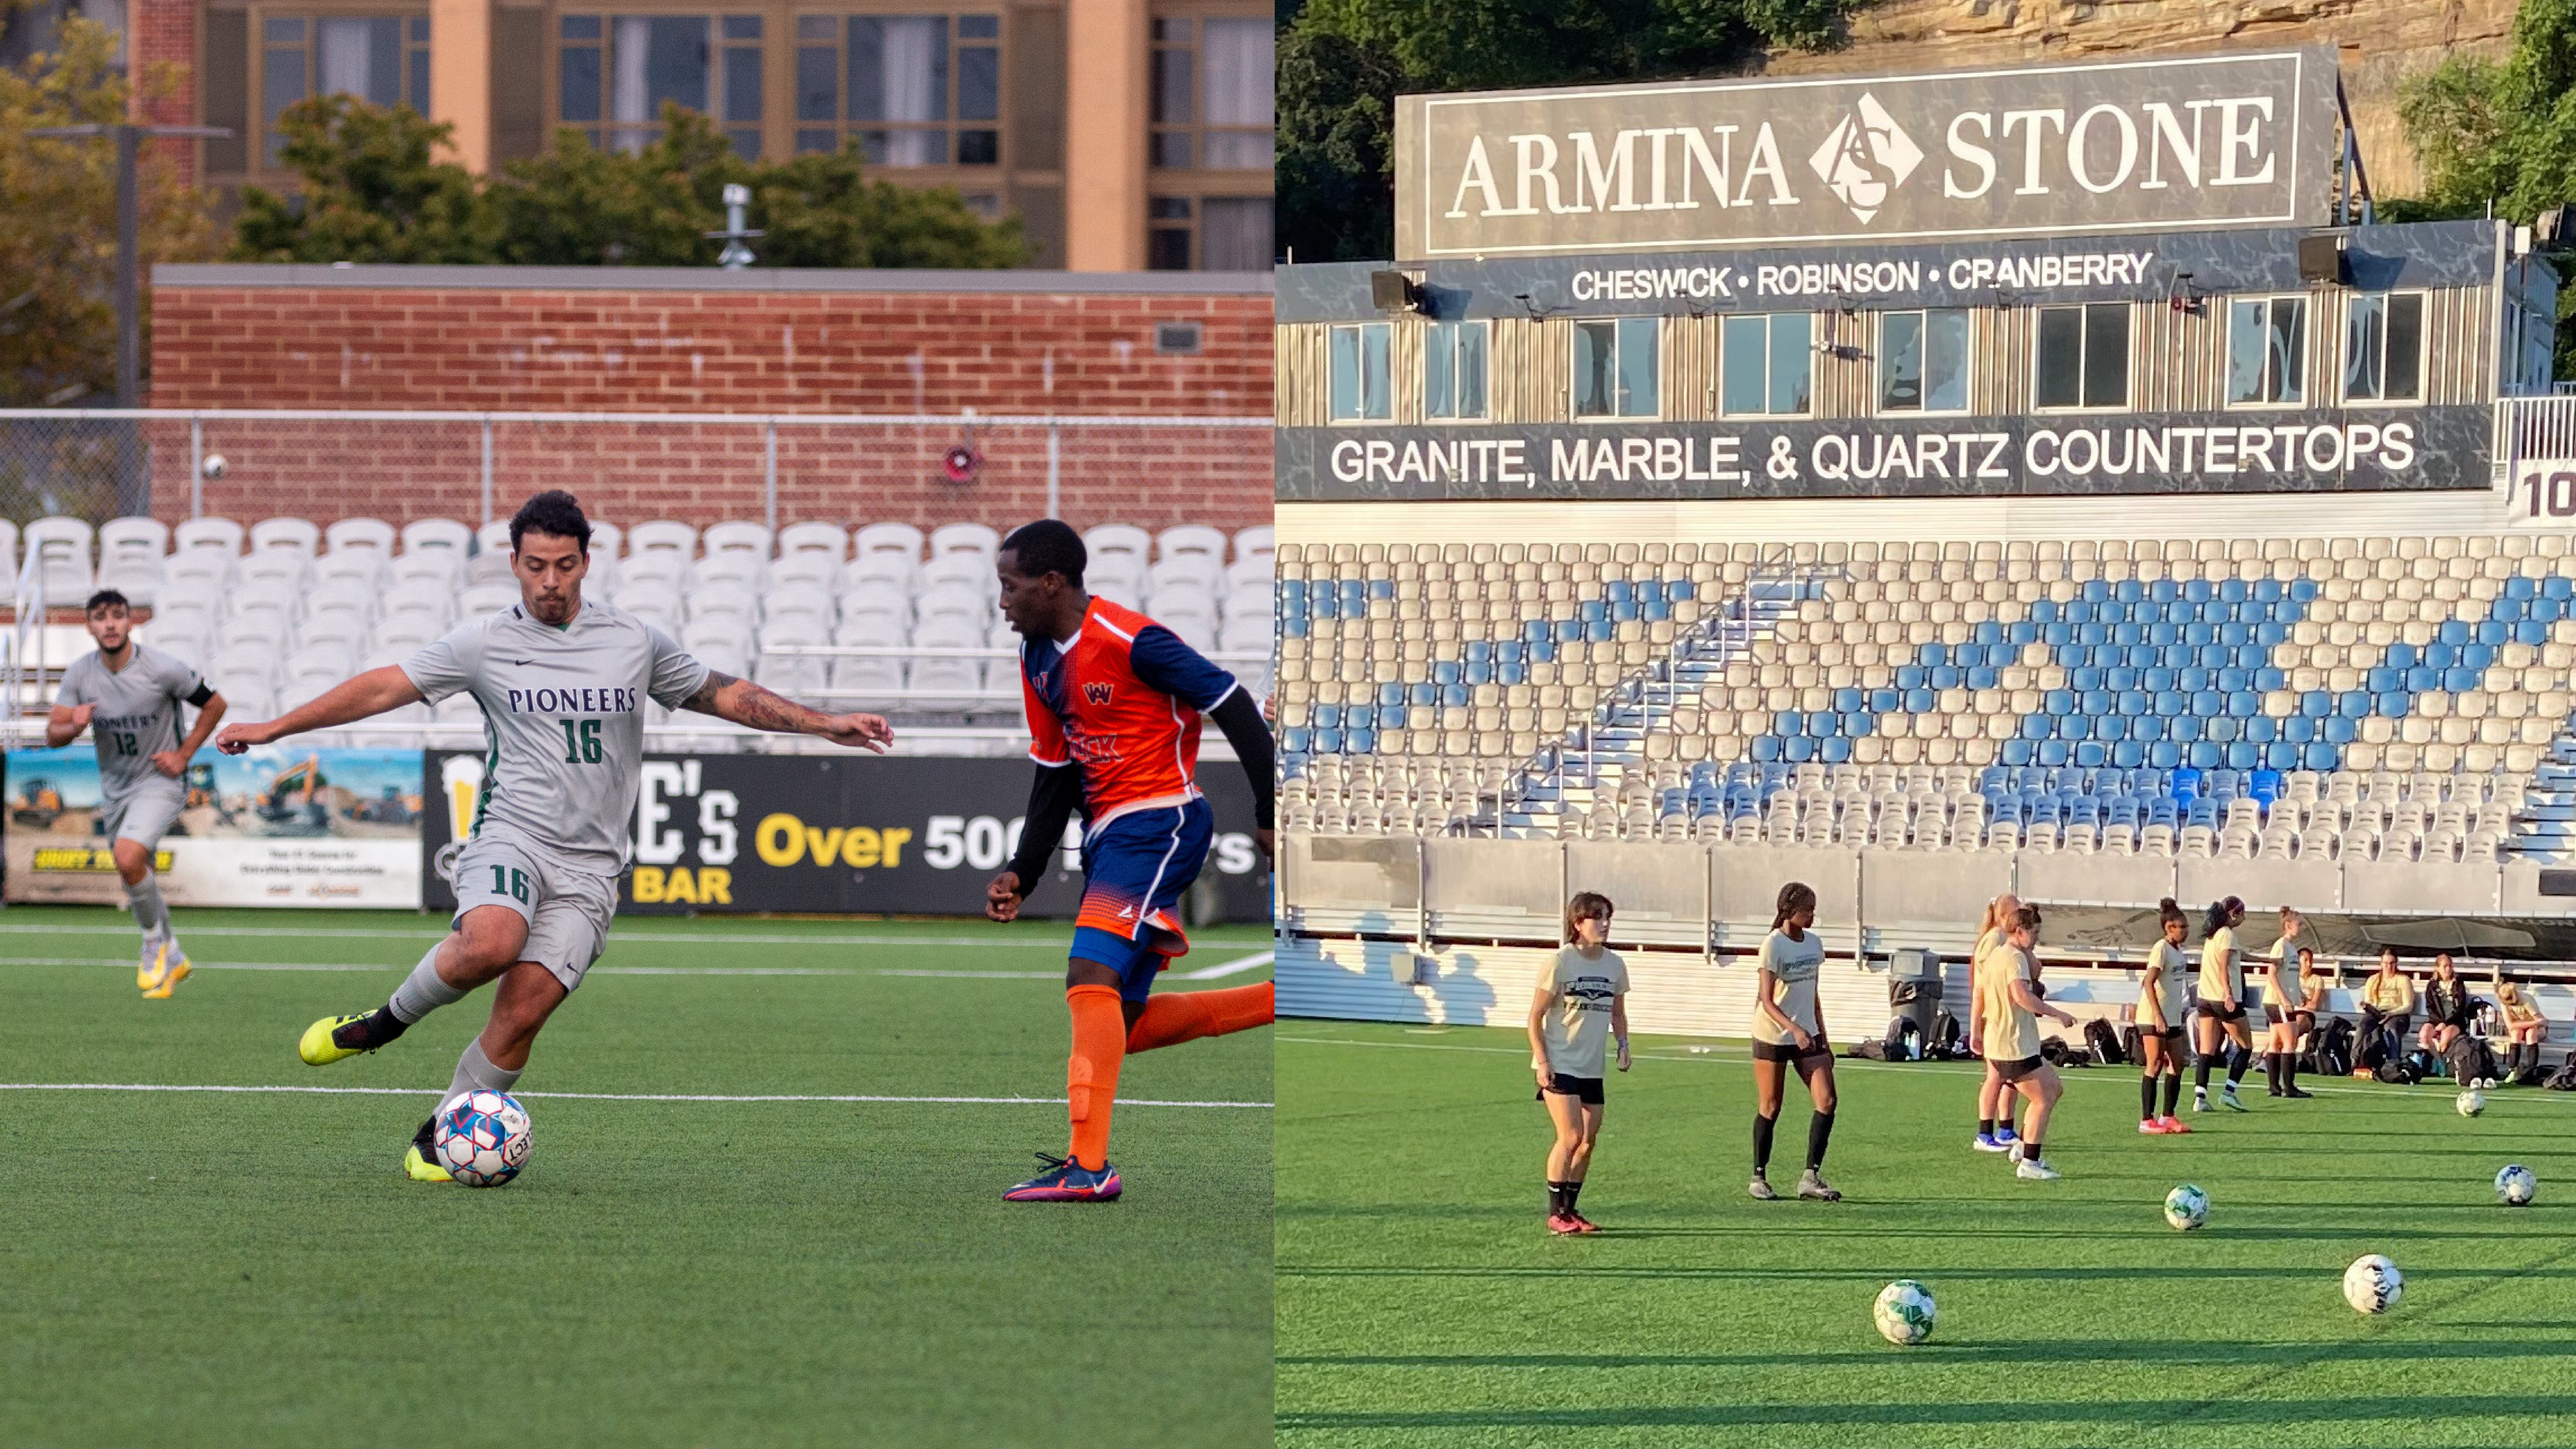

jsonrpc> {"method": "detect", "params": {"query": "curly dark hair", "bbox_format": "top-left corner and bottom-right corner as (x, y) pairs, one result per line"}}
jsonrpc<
(510, 490), (592, 554)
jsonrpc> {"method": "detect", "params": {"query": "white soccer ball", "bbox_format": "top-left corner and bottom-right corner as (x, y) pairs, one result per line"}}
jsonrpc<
(1873, 1279), (1936, 1346)
(433, 1088), (533, 1188)
(200, 453), (227, 481)
(2164, 1183), (2209, 1231)
(2457, 1089), (2486, 1118)
(2497, 1163), (2540, 1207)
(2342, 1254), (2403, 1314)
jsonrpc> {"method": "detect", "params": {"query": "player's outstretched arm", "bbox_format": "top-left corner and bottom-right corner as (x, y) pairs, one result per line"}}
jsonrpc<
(44, 702), (95, 748)
(213, 667), (424, 754)
(679, 670), (895, 751)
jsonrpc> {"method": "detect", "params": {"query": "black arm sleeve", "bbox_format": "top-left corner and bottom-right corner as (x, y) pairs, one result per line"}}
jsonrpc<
(185, 682), (215, 708)
(1004, 762), (1084, 895)
(1209, 688), (1275, 832)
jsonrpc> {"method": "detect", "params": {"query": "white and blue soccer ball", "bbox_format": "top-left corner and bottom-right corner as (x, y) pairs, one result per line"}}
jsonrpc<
(434, 1089), (533, 1188)
(2457, 1089), (2486, 1118)
(2497, 1163), (2540, 1207)
(2164, 1183), (2209, 1232)
(1873, 1279), (1936, 1346)
(2343, 1254), (2403, 1314)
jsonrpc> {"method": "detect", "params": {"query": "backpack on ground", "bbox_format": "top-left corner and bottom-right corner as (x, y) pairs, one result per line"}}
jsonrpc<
(1878, 1015), (1922, 1062)
(2377, 1056), (2419, 1085)
(2548, 1051), (2576, 1091)
(2120, 1023), (2142, 1064)
(2309, 1017), (2355, 1078)
(2404, 1046), (2440, 1082)
(2084, 1018), (2126, 1066)
(1849, 1037), (1888, 1061)
(1930, 1010), (1964, 1060)
(2444, 1034), (2501, 1085)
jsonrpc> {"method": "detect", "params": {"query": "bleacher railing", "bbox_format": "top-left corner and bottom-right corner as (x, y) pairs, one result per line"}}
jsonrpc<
(2494, 394), (2576, 478)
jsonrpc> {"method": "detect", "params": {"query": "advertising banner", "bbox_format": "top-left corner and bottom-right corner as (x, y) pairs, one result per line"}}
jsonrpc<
(4, 745), (425, 907)
(1280, 404), (2492, 502)
(421, 752), (1272, 923)
(1396, 48), (2340, 259)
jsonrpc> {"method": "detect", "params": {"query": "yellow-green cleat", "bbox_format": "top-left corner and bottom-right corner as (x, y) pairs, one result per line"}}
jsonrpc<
(403, 1117), (451, 1181)
(299, 1013), (374, 1066)
(142, 949), (190, 999)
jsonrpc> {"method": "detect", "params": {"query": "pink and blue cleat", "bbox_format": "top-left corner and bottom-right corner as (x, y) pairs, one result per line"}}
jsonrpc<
(1003, 1152), (1122, 1202)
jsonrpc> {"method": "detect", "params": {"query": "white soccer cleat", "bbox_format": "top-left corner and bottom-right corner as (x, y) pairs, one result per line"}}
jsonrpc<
(2016, 1158), (2062, 1181)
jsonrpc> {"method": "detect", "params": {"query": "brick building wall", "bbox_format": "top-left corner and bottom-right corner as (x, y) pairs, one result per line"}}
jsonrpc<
(129, 0), (197, 183)
(147, 264), (1273, 536)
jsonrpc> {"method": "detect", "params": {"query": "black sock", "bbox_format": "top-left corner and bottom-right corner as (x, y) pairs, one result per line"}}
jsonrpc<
(2267, 1053), (2284, 1093)
(2141, 1076), (2157, 1120)
(2161, 1072), (2181, 1117)
(1806, 1110), (1835, 1171)
(2194, 1057), (2212, 1091)
(346, 1005), (410, 1051)
(1978, 1117), (1994, 1137)
(2227, 1047), (2249, 1087)
(411, 1114), (437, 1151)
(2021, 1139), (2041, 1161)
(2284, 1052), (2300, 1090)
(1752, 1113), (1778, 1175)
(1564, 1179), (1583, 1214)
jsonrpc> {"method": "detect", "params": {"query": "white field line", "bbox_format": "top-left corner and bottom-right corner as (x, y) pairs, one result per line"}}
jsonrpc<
(0, 922), (1270, 950)
(1275, 1033), (2574, 1105)
(0, 1082), (1271, 1108)
(1181, 950), (1276, 980)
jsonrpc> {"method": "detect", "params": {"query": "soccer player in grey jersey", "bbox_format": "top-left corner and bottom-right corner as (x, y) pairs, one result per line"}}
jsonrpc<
(216, 491), (894, 1182)
(48, 588), (230, 998)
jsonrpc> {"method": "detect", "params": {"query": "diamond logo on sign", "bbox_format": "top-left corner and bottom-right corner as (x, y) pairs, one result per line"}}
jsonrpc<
(1807, 93), (1923, 224)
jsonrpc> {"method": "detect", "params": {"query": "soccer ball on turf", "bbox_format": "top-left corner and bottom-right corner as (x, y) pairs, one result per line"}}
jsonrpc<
(2164, 1183), (2209, 1231)
(433, 1089), (533, 1187)
(2497, 1163), (2540, 1207)
(2457, 1089), (2486, 1117)
(2342, 1254), (2403, 1314)
(1872, 1279), (1936, 1346)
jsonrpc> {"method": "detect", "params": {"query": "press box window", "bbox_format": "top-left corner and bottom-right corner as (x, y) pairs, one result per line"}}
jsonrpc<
(2344, 292), (2424, 403)
(1329, 322), (1392, 421)
(1719, 313), (1812, 417)
(1425, 320), (1487, 420)
(1574, 317), (1659, 419)
(1877, 308), (1968, 413)
(2034, 303), (2130, 411)
(2227, 296), (2308, 407)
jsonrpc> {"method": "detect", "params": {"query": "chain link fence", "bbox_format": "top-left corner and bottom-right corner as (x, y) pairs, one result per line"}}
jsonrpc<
(0, 416), (150, 524)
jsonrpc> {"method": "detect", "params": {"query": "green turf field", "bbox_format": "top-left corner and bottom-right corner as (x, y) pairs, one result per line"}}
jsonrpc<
(1278, 1018), (2576, 1449)
(0, 906), (1273, 1449)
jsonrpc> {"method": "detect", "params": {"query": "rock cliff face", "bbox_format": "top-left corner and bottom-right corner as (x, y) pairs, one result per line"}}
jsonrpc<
(1745, 0), (2520, 199)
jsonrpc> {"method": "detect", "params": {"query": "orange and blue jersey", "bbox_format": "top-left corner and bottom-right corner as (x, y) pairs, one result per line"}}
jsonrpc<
(1021, 598), (1239, 998)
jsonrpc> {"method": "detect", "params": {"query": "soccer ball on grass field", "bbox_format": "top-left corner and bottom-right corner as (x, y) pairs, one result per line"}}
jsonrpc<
(2342, 1254), (2402, 1314)
(2497, 1163), (2540, 1207)
(2457, 1089), (2486, 1117)
(1873, 1279), (1936, 1345)
(2163, 1183), (2209, 1231)
(434, 1089), (534, 1187)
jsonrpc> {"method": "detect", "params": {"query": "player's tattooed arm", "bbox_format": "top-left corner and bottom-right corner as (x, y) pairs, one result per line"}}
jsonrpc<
(683, 670), (896, 752)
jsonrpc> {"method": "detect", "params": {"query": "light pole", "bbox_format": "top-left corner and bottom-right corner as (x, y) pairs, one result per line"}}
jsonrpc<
(27, 122), (231, 407)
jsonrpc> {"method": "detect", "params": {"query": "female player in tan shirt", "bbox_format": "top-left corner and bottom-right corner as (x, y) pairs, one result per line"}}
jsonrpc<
(1970, 893), (2022, 1154)
(1748, 881), (1840, 1202)
(2192, 896), (2258, 1113)
(1528, 891), (1630, 1234)
(1980, 904), (2078, 1179)
(2136, 899), (2192, 1134)
(2500, 980), (2549, 1082)
(2261, 931), (2323, 1100)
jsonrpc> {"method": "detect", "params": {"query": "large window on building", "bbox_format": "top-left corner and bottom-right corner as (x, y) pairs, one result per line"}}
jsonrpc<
(1574, 317), (1659, 419)
(2227, 295), (2309, 407)
(1147, 195), (1271, 270)
(1878, 308), (1969, 413)
(1425, 319), (1488, 420)
(1329, 322), (1392, 421)
(2343, 292), (2425, 403)
(1720, 312), (1812, 417)
(2034, 302), (2130, 410)
(791, 13), (999, 164)
(560, 14), (762, 155)
(1149, 16), (1273, 171)
(261, 15), (431, 166)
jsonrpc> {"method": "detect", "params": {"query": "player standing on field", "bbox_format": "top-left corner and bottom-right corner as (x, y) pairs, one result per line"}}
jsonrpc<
(47, 589), (228, 998)
(2135, 899), (2192, 1134)
(1969, 892), (2022, 1154)
(218, 491), (895, 1181)
(1529, 891), (1628, 1235)
(2192, 896), (2258, 1113)
(1747, 881), (1841, 1202)
(1982, 904), (2077, 1180)
(982, 520), (1277, 1203)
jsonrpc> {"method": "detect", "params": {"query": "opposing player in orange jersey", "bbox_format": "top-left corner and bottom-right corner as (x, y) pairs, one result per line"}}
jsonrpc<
(983, 520), (1276, 1201)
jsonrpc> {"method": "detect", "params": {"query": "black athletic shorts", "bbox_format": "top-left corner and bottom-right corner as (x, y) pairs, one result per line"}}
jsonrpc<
(1539, 1074), (1605, 1105)
(2200, 1000), (2247, 1024)
(2139, 1024), (2184, 1043)
(1751, 1036), (1833, 1064)
(1992, 1054), (2045, 1083)
(2287, 1009), (2317, 1032)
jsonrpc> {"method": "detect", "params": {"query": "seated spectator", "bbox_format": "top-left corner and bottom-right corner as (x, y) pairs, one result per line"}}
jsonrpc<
(2358, 947), (2415, 1070)
(2420, 952), (2476, 1058)
(2500, 980), (2550, 1082)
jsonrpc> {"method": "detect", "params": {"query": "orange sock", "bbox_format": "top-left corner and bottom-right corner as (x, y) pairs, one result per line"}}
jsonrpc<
(1065, 984), (1127, 1172)
(1127, 981), (1276, 1053)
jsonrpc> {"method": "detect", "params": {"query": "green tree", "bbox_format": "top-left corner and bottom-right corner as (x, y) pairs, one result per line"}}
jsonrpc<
(0, 16), (217, 405)
(488, 108), (740, 265)
(1279, 0), (1860, 264)
(228, 95), (501, 262)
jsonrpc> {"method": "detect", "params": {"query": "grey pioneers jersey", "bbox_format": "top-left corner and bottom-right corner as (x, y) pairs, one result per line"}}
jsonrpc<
(57, 645), (204, 802)
(402, 598), (709, 874)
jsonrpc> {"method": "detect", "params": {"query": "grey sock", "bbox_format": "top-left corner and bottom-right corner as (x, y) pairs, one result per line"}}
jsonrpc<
(445, 1039), (523, 1107)
(126, 874), (170, 940)
(387, 943), (468, 1024)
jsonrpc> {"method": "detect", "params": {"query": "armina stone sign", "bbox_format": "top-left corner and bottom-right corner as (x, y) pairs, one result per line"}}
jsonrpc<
(1395, 49), (2341, 259)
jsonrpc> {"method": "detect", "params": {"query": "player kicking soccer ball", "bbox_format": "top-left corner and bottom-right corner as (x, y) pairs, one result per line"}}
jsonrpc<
(48, 589), (228, 998)
(982, 520), (1277, 1202)
(215, 491), (894, 1181)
